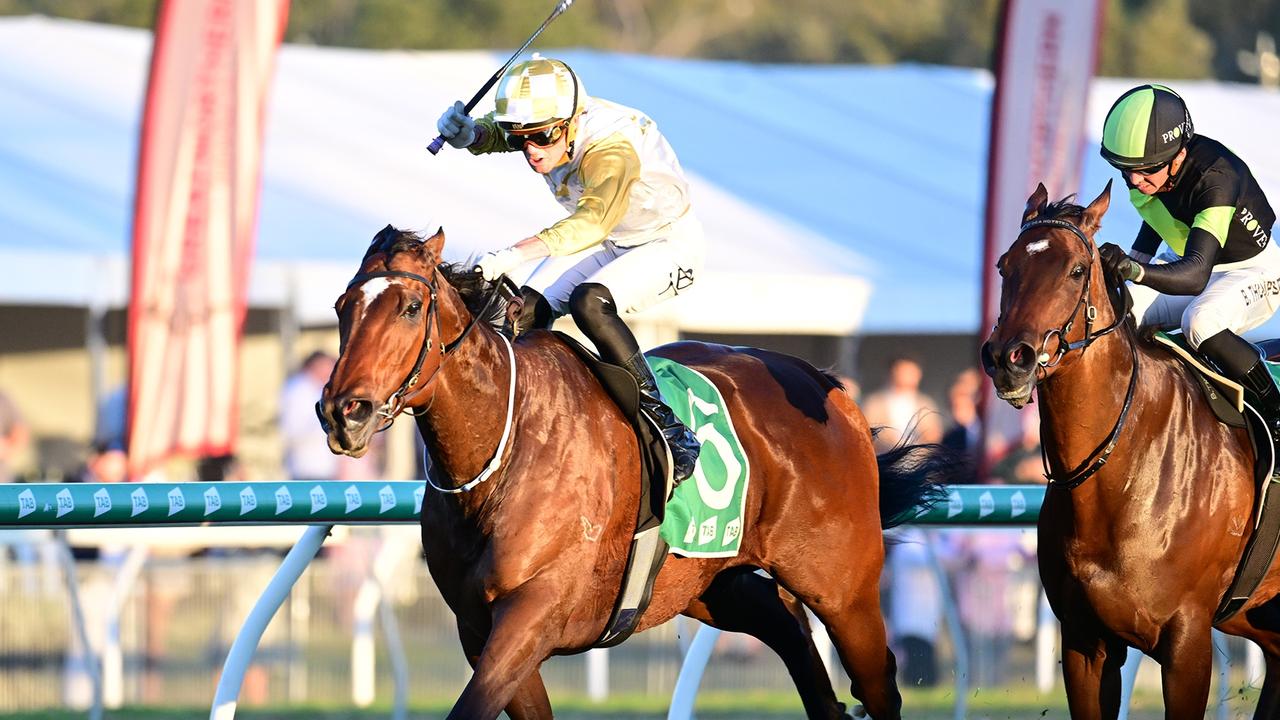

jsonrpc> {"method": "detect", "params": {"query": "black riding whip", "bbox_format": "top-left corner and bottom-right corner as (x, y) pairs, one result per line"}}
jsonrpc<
(427, 0), (575, 155)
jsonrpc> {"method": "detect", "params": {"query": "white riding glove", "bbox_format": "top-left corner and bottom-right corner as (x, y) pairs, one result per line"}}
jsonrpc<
(436, 100), (476, 149)
(476, 247), (524, 282)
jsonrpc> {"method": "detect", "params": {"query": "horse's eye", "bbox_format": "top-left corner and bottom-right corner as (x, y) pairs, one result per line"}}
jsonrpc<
(402, 301), (422, 319)
(1070, 264), (1085, 278)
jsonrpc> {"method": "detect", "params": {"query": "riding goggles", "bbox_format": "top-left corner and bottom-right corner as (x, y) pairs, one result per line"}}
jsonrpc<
(1124, 161), (1169, 177)
(503, 120), (568, 150)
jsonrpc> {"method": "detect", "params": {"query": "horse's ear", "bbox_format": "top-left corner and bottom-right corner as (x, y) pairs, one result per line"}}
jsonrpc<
(1080, 180), (1113, 234)
(364, 224), (400, 260)
(424, 226), (445, 258)
(1022, 183), (1049, 224)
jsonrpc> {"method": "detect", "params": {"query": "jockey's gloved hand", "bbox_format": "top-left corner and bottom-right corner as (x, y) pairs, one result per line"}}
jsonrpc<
(436, 101), (476, 149)
(1099, 242), (1145, 282)
(476, 247), (523, 282)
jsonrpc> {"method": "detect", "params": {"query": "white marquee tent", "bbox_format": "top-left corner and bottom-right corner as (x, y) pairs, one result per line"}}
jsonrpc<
(4, 16), (1280, 337)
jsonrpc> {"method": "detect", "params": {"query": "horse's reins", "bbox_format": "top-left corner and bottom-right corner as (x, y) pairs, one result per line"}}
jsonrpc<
(327, 268), (518, 493)
(1016, 218), (1140, 489)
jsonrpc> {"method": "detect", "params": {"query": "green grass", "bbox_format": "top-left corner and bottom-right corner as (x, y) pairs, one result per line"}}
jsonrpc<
(0, 686), (1257, 719)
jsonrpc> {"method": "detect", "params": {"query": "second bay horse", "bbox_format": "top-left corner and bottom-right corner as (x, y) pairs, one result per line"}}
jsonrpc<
(983, 182), (1280, 719)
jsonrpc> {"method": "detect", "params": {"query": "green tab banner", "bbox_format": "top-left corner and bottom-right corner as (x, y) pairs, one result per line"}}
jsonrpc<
(0, 481), (425, 528)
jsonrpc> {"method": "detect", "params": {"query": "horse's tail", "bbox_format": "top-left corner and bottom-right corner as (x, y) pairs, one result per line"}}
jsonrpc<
(876, 437), (958, 530)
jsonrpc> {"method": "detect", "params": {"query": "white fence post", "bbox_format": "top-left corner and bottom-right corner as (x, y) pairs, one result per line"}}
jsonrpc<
(211, 524), (331, 720)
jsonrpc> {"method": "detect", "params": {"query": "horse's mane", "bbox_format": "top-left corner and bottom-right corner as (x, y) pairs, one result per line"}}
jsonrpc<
(362, 226), (507, 327)
(1035, 196), (1086, 223)
(438, 262), (507, 326)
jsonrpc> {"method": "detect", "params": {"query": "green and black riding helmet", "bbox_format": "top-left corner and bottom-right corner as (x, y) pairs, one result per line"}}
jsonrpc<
(1100, 84), (1194, 172)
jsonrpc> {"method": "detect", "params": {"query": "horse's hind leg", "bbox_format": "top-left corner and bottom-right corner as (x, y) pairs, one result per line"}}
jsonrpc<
(772, 560), (902, 720)
(456, 616), (553, 720)
(687, 567), (849, 719)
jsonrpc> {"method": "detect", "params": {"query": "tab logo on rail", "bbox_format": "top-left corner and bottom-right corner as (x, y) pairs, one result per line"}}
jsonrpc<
(17, 489), (35, 519)
(168, 487), (185, 516)
(131, 488), (149, 517)
(240, 487), (258, 515)
(275, 486), (293, 514)
(94, 489), (112, 517)
(204, 487), (222, 515)
(56, 489), (74, 518)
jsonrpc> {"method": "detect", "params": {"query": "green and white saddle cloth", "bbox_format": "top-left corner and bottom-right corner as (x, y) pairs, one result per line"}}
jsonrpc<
(648, 356), (751, 558)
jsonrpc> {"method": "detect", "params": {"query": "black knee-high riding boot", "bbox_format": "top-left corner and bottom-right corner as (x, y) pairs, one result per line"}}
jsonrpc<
(1200, 329), (1280, 443)
(569, 283), (701, 482)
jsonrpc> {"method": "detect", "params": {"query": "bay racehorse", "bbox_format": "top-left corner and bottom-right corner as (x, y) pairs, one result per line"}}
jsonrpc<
(983, 182), (1280, 718)
(318, 225), (960, 720)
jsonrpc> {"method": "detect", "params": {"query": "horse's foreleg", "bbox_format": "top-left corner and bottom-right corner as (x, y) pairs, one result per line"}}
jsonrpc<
(448, 596), (560, 720)
(456, 618), (553, 720)
(1152, 618), (1214, 720)
(687, 567), (849, 719)
(1060, 625), (1127, 720)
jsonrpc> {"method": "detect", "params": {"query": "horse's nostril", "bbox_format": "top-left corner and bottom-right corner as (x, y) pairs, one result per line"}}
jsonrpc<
(342, 398), (374, 424)
(1007, 341), (1037, 371)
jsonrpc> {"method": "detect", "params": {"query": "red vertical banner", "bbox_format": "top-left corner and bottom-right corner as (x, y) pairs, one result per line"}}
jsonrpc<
(127, 0), (290, 477)
(978, 0), (1105, 468)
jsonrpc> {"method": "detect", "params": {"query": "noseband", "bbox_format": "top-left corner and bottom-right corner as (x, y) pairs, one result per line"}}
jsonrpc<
(1012, 217), (1140, 489)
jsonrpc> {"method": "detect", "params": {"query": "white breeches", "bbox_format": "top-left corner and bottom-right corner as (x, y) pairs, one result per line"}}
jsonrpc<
(530, 213), (706, 317)
(1127, 240), (1280, 348)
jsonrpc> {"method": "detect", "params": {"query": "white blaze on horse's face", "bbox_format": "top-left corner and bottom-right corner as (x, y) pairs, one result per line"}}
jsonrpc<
(1025, 239), (1050, 255)
(358, 277), (395, 321)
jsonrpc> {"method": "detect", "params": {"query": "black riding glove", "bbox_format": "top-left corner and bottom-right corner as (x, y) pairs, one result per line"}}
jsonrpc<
(1099, 243), (1144, 283)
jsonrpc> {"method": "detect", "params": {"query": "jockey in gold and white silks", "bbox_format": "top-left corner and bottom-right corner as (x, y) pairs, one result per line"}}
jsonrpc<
(468, 84), (704, 316)
(433, 54), (704, 482)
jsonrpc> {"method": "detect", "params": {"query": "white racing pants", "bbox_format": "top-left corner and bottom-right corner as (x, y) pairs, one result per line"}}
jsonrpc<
(1128, 239), (1280, 348)
(531, 213), (706, 317)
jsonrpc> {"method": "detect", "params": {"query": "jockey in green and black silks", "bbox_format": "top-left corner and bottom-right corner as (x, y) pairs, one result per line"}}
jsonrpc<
(1097, 84), (1280, 440)
(434, 54), (704, 482)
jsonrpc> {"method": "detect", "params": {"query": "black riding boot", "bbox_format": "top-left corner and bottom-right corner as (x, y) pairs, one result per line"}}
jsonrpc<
(568, 282), (701, 482)
(621, 351), (702, 482)
(1201, 329), (1280, 444)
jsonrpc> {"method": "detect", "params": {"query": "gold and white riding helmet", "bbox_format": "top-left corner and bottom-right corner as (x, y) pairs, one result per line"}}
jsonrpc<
(493, 53), (585, 133)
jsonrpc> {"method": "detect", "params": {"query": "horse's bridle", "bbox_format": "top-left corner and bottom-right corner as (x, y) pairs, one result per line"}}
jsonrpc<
(320, 267), (507, 433)
(1013, 218), (1140, 489)
(1021, 218), (1126, 369)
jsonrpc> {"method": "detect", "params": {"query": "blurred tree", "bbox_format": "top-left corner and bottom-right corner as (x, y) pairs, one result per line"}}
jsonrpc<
(1188, 0), (1280, 82)
(2, 0), (1276, 82)
(0, 0), (155, 27)
(1099, 0), (1214, 78)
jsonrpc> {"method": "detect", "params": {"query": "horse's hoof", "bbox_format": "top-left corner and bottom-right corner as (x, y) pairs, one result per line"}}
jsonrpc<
(849, 704), (868, 719)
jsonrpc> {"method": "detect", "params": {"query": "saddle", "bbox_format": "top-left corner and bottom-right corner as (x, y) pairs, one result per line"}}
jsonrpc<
(553, 331), (676, 648)
(1153, 332), (1280, 623)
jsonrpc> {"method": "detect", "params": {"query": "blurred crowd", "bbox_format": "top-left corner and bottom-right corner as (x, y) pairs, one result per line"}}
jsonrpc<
(854, 354), (1045, 690)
